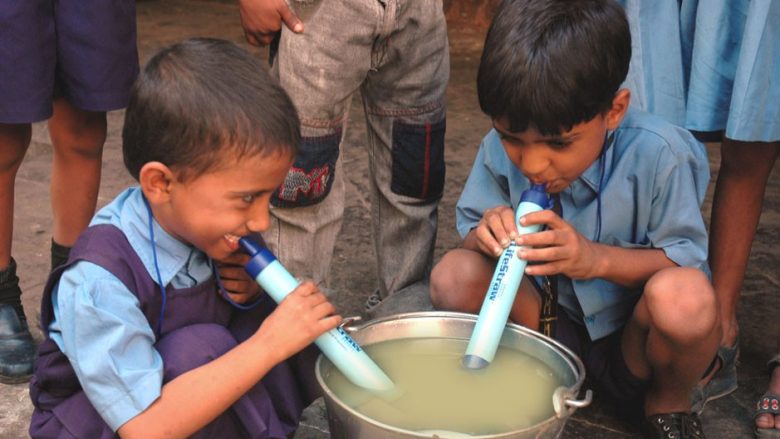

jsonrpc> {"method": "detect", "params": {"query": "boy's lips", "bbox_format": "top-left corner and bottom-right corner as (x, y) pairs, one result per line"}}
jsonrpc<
(224, 233), (241, 250)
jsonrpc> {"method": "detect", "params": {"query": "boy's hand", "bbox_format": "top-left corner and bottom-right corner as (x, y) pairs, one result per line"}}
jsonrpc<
(257, 280), (341, 362)
(515, 209), (599, 279)
(215, 253), (262, 304)
(239, 0), (303, 46)
(472, 205), (523, 258)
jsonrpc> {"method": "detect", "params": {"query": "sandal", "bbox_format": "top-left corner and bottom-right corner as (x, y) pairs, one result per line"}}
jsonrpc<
(755, 393), (780, 438)
(691, 340), (739, 414)
(643, 412), (706, 439)
(364, 290), (383, 313)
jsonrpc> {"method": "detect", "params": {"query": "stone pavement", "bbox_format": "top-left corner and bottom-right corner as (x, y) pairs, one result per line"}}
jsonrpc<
(1, 1), (777, 437)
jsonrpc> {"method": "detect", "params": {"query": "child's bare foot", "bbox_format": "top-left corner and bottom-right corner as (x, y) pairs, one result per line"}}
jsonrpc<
(755, 361), (780, 434)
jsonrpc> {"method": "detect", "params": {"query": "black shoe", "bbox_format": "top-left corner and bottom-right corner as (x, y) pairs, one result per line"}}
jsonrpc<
(643, 412), (706, 439)
(0, 303), (36, 384)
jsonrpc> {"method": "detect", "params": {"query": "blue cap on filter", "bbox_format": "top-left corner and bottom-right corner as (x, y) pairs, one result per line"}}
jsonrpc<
(520, 183), (553, 209)
(239, 237), (277, 278)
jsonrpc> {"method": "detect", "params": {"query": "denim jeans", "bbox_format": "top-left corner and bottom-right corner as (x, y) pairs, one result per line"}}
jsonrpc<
(267, 0), (449, 299)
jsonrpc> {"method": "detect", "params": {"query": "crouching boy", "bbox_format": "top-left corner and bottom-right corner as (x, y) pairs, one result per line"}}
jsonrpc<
(430, 1), (718, 438)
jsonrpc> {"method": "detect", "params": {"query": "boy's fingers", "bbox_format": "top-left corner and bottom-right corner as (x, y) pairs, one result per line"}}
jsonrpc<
(305, 291), (330, 307)
(294, 280), (319, 296)
(517, 245), (562, 263)
(278, 3), (303, 33)
(475, 225), (502, 256)
(500, 209), (520, 240)
(312, 300), (337, 318)
(224, 290), (251, 304)
(486, 214), (512, 247)
(244, 31), (261, 46)
(217, 266), (247, 280)
(319, 314), (342, 331)
(519, 209), (560, 228)
(218, 252), (251, 265)
(220, 278), (252, 295)
(524, 261), (560, 276)
(517, 229), (558, 247)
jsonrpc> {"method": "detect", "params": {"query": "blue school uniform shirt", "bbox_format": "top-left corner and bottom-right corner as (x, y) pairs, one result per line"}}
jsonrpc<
(456, 108), (710, 341)
(47, 187), (214, 431)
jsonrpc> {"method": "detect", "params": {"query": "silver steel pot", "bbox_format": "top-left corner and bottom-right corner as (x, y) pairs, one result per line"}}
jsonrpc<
(315, 311), (592, 439)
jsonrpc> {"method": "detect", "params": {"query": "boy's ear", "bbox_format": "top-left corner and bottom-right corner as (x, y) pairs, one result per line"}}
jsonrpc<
(605, 88), (631, 131)
(139, 162), (176, 204)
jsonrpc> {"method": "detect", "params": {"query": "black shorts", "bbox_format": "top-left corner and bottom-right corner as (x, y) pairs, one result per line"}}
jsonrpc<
(554, 309), (650, 420)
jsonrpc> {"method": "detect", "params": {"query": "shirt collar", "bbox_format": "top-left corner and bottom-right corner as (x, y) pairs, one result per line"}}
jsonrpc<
(121, 189), (199, 286)
(577, 131), (615, 194)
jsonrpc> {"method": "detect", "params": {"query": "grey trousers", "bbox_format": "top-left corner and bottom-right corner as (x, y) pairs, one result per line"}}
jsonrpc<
(267, 0), (449, 299)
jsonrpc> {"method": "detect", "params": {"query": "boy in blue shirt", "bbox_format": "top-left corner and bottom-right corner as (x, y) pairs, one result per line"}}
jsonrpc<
(29, 38), (341, 438)
(430, 1), (718, 438)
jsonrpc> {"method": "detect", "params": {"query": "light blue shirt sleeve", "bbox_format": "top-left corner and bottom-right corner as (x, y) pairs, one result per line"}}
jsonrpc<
(46, 187), (216, 431)
(49, 261), (163, 431)
(456, 130), (531, 238)
(646, 136), (709, 271)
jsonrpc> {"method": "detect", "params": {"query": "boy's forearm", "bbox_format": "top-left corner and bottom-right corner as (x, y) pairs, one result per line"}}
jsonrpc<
(589, 244), (677, 288)
(117, 335), (278, 439)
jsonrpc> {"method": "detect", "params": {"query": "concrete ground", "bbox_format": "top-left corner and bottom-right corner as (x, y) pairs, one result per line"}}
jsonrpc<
(2, 1), (778, 437)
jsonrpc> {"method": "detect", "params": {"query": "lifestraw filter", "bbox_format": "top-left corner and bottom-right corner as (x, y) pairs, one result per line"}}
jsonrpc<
(462, 184), (552, 370)
(239, 237), (395, 392)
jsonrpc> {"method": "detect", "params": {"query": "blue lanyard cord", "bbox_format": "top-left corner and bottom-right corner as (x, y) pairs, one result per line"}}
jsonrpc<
(143, 197), (168, 336)
(593, 131), (615, 243)
(211, 256), (264, 310)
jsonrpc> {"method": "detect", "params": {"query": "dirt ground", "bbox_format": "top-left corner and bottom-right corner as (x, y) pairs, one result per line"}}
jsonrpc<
(2, 1), (778, 437)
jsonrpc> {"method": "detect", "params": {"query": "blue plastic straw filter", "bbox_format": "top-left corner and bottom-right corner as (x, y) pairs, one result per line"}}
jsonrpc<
(239, 237), (396, 392)
(462, 184), (552, 370)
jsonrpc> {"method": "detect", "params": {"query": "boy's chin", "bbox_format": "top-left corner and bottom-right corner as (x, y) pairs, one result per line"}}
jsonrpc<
(540, 183), (565, 194)
(200, 242), (237, 263)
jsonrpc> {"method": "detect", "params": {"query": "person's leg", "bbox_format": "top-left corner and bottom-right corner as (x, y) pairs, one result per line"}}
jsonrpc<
(0, 123), (31, 275)
(709, 139), (779, 347)
(621, 267), (719, 416)
(0, 123), (36, 383)
(755, 356), (780, 431)
(360, 0), (449, 301)
(48, 0), (138, 268)
(47, 98), (106, 264)
(157, 323), (311, 438)
(430, 248), (541, 329)
(265, 0), (378, 287)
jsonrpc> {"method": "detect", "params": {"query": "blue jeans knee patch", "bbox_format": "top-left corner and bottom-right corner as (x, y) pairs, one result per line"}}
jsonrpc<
(272, 129), (342, 208)
(391, 118), (446, 200)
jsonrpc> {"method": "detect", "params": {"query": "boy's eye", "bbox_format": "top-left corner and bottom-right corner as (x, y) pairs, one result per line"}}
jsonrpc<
(547, 140), (570, 149)
(241, 194), (256, 203)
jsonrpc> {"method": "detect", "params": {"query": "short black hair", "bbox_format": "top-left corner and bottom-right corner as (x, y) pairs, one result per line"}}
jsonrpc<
(477, 0), (631, 135)
(122, 38), (299, 181)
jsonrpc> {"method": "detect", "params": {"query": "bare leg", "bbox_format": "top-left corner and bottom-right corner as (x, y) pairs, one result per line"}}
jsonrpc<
(0, 122), (35, 383)
(430, 248), (541, 329)
(0, 123), (31, 269)
(621, 267), (720, 415)
(709, 139), (779, 347)
(48, 98), (107, 246)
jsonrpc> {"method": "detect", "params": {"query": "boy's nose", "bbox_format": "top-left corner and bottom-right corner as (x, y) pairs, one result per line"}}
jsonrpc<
(519, 149), (549, 177)
(246, 204), (270, 233)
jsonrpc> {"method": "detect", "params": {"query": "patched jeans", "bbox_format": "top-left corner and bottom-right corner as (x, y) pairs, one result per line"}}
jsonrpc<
(266, 0), (449, 299)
